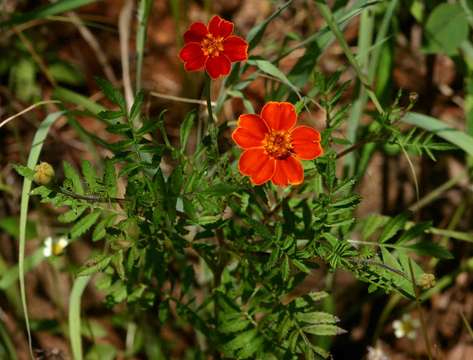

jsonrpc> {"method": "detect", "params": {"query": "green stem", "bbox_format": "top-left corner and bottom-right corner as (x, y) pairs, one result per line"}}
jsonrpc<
(205, 74), (214, 123)
(136, 0), (152, 91)
(315, 0), (384, 115)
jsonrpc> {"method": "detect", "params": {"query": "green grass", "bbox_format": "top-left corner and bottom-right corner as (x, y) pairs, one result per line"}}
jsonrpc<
(18, 111), (65, 358)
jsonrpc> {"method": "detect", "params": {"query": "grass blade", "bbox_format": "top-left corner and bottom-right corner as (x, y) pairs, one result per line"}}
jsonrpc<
(53, 87), (105, 115)
(19, 111), (65, 358)
(345, 7), (374, 175)
(0, 249), (44, 290)
(0, 319), (17, 360)
(0, 0), (97, 28)
(136, 0), (152, 91)
(315, 0), (383, 114)
(69, 275), (91, 360)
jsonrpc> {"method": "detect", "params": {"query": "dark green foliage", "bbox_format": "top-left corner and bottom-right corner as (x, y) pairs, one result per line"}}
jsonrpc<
(12, 1), (466, 355)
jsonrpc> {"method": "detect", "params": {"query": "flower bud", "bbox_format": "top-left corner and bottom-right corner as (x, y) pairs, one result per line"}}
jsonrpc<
(34, 162), (55, 185)
(418, 273), (436, 289)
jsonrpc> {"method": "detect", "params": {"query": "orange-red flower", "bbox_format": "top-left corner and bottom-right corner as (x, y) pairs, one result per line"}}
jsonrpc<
(232, 102), (323, 187)
(179, 15), (248, 79)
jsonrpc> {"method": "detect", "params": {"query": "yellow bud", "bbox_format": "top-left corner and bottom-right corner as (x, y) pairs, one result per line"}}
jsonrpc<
(418, 273), (436, 289)
(34, 162), (55, 185)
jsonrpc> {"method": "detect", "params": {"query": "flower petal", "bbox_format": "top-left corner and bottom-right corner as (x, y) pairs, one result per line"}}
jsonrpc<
(271, 157), (304, 187)
(223, 35), (248, 62)
(179, 43), (206, 71)
(205, 54), (231, 79)
(179, 42), (203, 61)
(260, 101), (297, 131)
(183, 22), (208, 43)
(208, 15), (233, 38)
(238, 149), (275, 185)
(291, 126), (323, 160)
(232, 114), (269, 148)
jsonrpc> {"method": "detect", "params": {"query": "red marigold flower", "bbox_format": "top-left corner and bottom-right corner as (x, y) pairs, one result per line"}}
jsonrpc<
(232, 102), (323, 187)
(179, 15), (248, 79)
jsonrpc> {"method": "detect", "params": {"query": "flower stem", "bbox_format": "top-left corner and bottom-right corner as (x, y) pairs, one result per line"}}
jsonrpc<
(205, 74), (214, 123)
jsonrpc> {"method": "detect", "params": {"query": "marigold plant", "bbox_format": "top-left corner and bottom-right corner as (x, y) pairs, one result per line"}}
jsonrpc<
(5, 2), (469, 360)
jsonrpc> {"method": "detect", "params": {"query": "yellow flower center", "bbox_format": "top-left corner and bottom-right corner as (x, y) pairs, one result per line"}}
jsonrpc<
(201, 34), (224, 57)
(263, 131), (292, 159)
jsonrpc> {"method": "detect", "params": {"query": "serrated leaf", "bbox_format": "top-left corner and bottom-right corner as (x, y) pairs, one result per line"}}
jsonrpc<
(281, 255), (290, 281)
(103, 160), (117, 197)
(77, 253), (111, 276)
(13, 164), (35, 180)
(81, 160), (97, 192)
(291, 259), (311, 274)
(130, 90), (144, 122)
(237, 336), (263, 359)
(180, 111), (195, 152)
(58, 206), (87, 223)
(380, 247), (402, 273)
(330, 195), (360, 208)
(95, 77), (126, 111)
(92, 215), (115, 242)
(248, 59), (299, 96)
(70, 210), (101, 239)
(168, 165), (183, 195)
(406, 241), (453, 259)
(307, 291), (329, 303)
(303, 324), (346, 336)
(397, 222), (431, 244)
(379, 213), (408, 243)
(311, 344), (330, 359)
(296, 311), (339, 324)
(63, 161), (84, 195)
(98, 110), (125, 122)
(219, 317), (250, 334)
(221, 329), (258, 354)
(136, 110), (166, 137)
(362, 214), (387, 240)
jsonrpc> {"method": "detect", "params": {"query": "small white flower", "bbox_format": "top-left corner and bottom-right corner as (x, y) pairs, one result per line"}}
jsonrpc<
(43, 236), (69, 257)
(367, 345), (389, 360)
(392, 314), (420, 339)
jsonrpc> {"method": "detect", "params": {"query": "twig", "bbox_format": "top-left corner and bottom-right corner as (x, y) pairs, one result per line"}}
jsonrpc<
(0, 100), (60, 129)
(13, 27), (57, 87)
(150, 91), (215, 106)
(67, 12), (118, 84)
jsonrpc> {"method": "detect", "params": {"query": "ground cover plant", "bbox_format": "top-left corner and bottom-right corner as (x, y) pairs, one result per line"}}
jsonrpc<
(1, 0), (473, 359)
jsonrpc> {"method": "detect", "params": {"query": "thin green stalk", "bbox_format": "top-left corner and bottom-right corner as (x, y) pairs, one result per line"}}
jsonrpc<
(408, 260), (433, 360)
(372, 293), (402, 343)
(69, 275), (91, 360)
(205, 75), (214, 124)
(53, 87), (105, 116)
(460, 311), (473, 339)
(315, 0), (383, 115)
(136, 0), (152, 91)
(409, 171), (467, 212)
(0, 100), (60, 129)
(170, 0), (182, 49)
(19, 111), (65, 359)
(0, 317), (17, 360)
(119, 0), (134, 111)
(345, 8), (373, 175)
